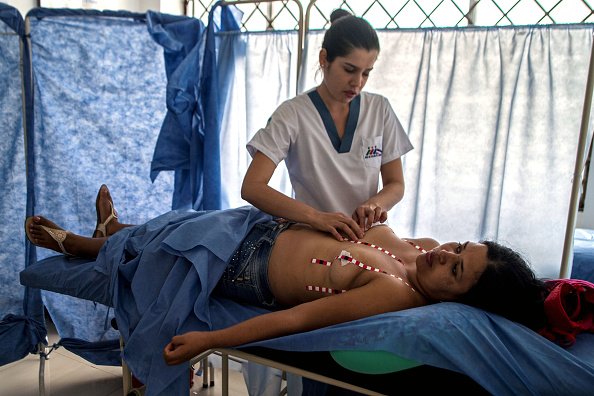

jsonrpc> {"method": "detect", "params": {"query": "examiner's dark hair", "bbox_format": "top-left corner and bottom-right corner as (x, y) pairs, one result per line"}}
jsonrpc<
(322, 10), (379, 63)
(456, 241), (551, 330)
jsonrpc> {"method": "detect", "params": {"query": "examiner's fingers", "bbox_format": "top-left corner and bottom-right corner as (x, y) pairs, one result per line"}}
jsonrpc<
(329, 228), (345, 242)
(353, 207), (366, 230)
(337, 220), (363, 241)
(366, 207), (383, 229)
(345, 217), (364, 239)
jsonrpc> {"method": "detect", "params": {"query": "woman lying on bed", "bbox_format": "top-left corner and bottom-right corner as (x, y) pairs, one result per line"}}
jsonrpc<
(25, 185), (549, 367)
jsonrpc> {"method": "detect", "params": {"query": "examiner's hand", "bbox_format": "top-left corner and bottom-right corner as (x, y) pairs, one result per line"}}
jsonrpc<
(309, 212), (364, 241)
(352, 204), (388, 231)
(163, 332), (209, 366)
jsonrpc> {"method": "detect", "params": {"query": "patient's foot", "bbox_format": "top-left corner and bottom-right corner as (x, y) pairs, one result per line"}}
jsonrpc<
(94, 185), (124, 237)
(27, 216), (103, 258)
(27, 216), (76, 255)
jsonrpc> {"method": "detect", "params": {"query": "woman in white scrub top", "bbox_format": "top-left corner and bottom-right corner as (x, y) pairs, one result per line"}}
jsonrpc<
(242, 10), (413, 242)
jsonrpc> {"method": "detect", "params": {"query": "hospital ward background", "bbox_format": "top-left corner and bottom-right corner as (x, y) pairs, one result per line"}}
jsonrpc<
(1, 0), (594, 395)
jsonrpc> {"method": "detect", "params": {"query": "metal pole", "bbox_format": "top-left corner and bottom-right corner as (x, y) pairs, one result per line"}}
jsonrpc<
(559, 33), (594, 278)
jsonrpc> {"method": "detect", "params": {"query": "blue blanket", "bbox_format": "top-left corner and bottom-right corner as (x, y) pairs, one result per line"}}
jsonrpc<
(21, 206), (594, 395)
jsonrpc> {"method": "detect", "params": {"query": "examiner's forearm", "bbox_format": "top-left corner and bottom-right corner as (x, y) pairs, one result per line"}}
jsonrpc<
(241, 180), (320, 224)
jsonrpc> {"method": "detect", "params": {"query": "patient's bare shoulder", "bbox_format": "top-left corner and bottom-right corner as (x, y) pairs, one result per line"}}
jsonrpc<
(405, 237), (439, 251)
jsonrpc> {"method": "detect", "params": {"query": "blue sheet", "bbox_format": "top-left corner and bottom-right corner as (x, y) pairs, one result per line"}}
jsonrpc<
(20, 206), (594, 395)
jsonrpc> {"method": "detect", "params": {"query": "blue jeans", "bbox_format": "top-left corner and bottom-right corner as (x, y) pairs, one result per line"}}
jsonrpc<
(213, 220), (292, 308)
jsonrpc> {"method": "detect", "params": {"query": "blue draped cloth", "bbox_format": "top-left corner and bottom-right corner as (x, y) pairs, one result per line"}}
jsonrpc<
(21, 206), (273, 394)
(148, 11), (207, 210)
(150, 1), (242, 210)
(20, 206), (594, 395)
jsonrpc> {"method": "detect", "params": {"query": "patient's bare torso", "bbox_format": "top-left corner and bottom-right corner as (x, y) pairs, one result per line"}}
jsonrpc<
(267, 224), (425, 306)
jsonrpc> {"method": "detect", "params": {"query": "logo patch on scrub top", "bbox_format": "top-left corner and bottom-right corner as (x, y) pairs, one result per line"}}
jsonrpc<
(365, 146), (383, 159)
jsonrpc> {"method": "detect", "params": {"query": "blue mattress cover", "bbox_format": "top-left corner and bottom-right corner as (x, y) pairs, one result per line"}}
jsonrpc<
(21, 206), (594, 396)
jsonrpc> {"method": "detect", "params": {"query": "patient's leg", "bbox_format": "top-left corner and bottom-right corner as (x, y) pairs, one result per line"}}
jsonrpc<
(94, 184), (134, 237)
(28, 216), (106, 258)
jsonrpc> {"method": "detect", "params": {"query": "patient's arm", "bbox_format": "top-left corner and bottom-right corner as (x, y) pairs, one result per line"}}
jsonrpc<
(163, 276), (423, 365)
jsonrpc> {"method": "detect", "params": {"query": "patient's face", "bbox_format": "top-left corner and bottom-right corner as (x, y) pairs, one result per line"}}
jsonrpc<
(415, 242), (488, 302)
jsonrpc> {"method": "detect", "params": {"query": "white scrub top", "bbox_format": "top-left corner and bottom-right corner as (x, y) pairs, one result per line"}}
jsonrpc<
(247, 89), (413, 216)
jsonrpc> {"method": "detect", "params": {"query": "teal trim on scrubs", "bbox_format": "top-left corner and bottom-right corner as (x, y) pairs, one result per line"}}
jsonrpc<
(308, 90), (360, 153)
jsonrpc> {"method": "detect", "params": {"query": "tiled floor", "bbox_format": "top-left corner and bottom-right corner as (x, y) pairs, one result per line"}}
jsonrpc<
(0, 319), (249, 396)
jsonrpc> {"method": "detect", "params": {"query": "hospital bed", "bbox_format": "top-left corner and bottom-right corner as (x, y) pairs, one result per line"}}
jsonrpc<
(18, 240), (594, 395)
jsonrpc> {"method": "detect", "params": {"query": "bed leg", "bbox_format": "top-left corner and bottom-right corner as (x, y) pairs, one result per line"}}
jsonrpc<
(210, 359), (215, 386)
(38, 342), (48, 396)
(279, 371), (287, 396)
(200, 356), (215, 387)
(222, 352), (229, 396)
(120, 337), (139, 396)
(202, 357), (209, 388)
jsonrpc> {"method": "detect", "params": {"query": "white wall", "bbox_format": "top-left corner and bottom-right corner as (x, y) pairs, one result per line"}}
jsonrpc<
(3, 0), (184, 17)
(3, 0), (36, 17)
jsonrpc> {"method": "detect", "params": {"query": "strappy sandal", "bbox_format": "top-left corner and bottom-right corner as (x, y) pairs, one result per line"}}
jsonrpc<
(25, 216), (74, 257)
(93, 184), (118, 238)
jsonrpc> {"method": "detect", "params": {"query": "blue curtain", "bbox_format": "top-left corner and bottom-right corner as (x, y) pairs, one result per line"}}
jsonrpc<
(22, 7), (205, 365)
(0, 3), (45, 366)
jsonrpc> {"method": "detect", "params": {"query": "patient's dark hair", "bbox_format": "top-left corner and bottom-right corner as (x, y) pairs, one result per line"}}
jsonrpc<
(322, 10), (379, 63)
(456, 241), (550, 330)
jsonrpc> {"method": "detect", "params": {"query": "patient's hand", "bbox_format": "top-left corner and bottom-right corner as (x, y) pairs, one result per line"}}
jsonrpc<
(163, 331), (209, 366)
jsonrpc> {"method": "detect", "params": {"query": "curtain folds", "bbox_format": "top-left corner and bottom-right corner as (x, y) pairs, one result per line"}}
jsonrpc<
(218, 29), (300, 209)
